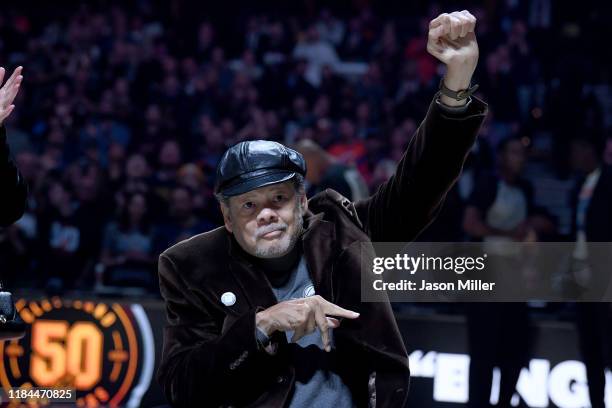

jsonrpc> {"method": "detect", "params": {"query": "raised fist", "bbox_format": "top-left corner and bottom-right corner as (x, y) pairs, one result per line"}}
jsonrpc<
(427, 11), (478, 95)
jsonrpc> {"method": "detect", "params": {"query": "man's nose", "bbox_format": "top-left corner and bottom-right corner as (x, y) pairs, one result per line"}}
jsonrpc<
(257, 207), (278, 225)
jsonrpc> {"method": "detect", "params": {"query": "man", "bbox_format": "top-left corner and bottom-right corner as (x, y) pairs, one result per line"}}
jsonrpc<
(154, 186), (216, 251)
(293, 138), (369, 201)
(158, 11), (487, 407)
(0, 65), (28, 341)
(568, 136), (612, 408)
(463, 137), (536, 408)
(463, 137), (543, 243)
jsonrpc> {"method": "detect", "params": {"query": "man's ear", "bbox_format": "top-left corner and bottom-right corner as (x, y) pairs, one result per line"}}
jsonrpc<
(300, 193), (308, 212)
(220, 203), (233, 233)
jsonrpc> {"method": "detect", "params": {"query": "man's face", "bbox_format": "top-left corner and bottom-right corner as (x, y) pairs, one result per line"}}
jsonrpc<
(159, 141), (181, 168)
(126, 154), (149, 179)
(171, 188), (193, 220)
(501, 140), (525, 175)
(221, 181), (307, 259)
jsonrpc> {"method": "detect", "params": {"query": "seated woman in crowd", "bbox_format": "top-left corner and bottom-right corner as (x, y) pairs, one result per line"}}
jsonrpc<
(99, 191), (157, 289)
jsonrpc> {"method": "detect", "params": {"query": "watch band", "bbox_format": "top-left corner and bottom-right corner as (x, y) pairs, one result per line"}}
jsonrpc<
(438, 79), (479, 101)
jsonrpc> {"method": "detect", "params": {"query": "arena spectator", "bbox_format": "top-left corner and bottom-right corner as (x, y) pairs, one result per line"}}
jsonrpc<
(154, 185), (215, 252)
(568, 136), (612, 408)
(294, 138), (369, 200)
(0, 1), (606, 295)
(463, 136), (555, 408)
(99, 191), (157, 288)
(37, 180), (94, 292)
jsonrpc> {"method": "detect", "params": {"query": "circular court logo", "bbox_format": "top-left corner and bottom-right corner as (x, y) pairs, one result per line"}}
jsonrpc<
(0, 297), (154, 407)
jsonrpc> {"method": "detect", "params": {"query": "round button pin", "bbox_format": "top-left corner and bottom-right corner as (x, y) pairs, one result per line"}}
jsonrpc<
(303, 284), (315, 298)
(221, 292), (236, 306)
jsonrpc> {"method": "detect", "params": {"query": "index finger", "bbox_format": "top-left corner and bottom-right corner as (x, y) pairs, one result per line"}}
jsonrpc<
(429, 25), (447, 41)
(429, 13), (450, 29)
(4, 67), (22, 88)
(319, 299), (360, 319)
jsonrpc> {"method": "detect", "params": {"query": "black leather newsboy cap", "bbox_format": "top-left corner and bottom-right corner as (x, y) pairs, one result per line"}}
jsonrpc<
(215, 140), (307, 197)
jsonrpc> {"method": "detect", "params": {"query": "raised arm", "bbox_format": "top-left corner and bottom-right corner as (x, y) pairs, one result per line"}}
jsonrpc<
(0, 66), (26, 227)
(354, 11), (487, 242)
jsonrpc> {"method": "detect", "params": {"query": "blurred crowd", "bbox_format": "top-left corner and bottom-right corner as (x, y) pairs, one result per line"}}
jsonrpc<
(0, 0), (609, 294)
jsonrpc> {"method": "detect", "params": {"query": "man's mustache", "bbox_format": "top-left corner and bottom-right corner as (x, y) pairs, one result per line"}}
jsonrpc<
(256, 223), (288, 238)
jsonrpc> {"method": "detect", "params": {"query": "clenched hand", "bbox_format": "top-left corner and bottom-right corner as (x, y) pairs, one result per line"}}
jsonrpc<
(427, 11), (479, 106)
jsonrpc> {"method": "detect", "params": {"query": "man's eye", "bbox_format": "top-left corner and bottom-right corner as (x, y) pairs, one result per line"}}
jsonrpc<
(273, 195), (286, 202)
(243, 202), (255, 209)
